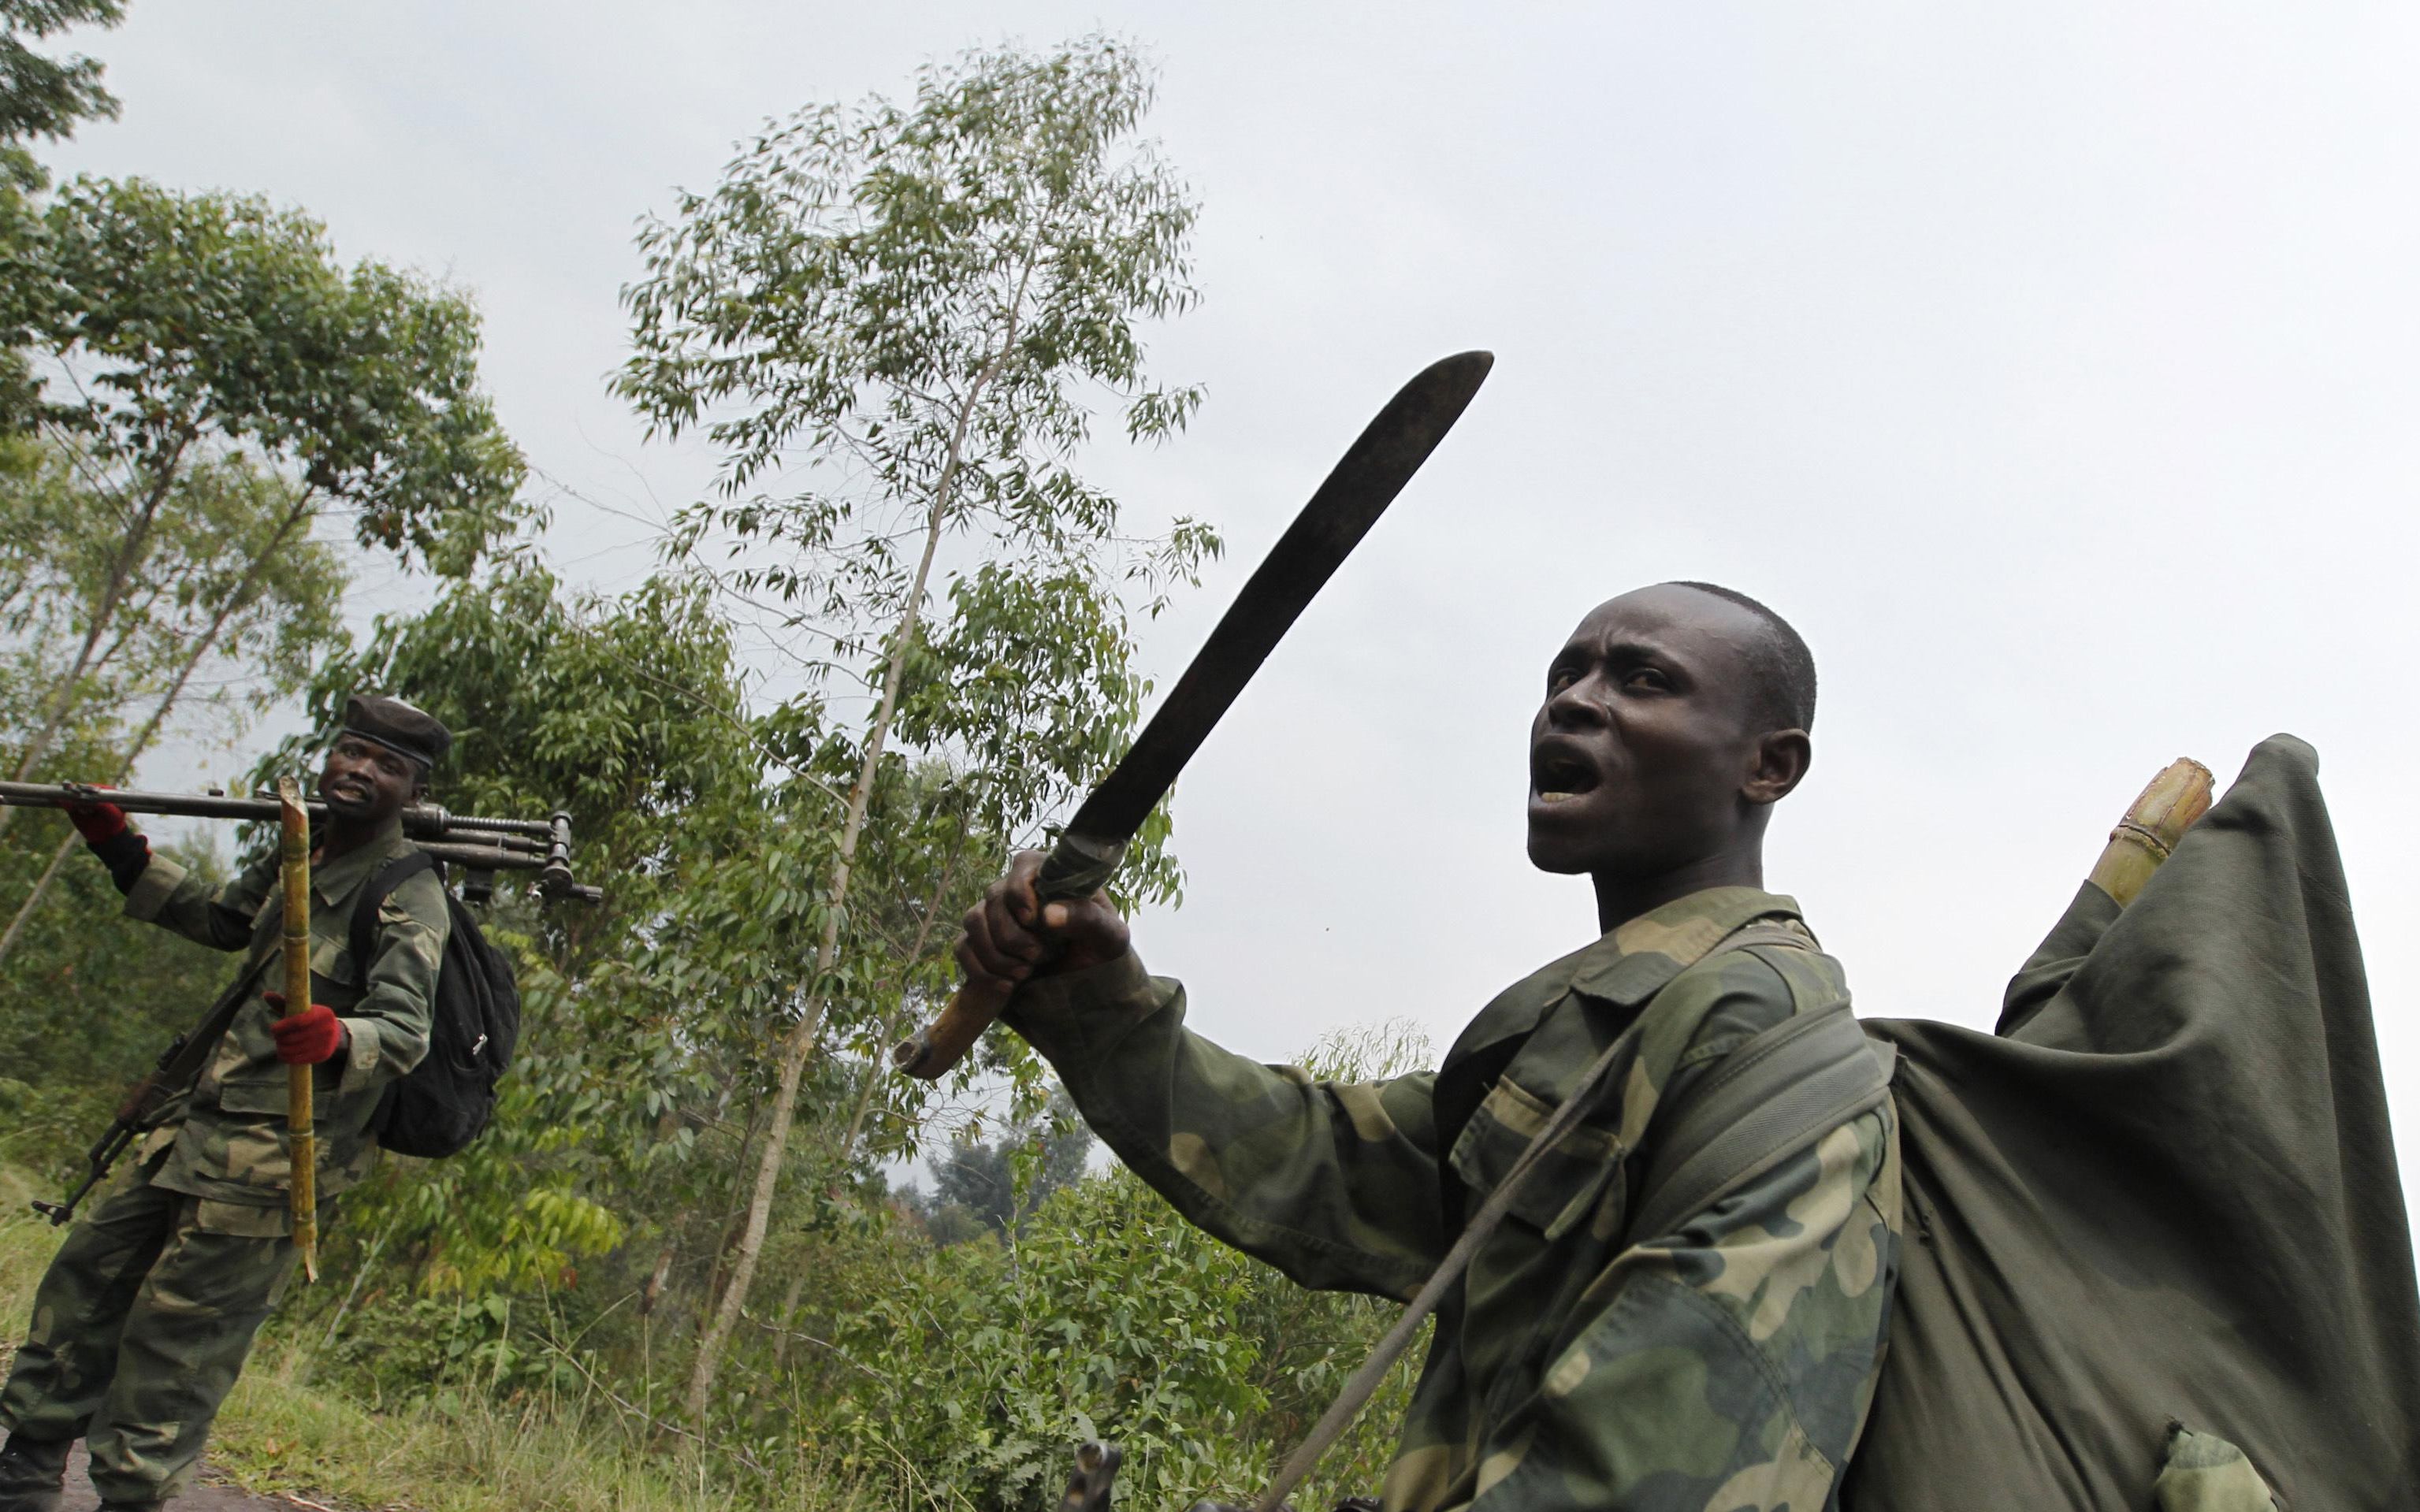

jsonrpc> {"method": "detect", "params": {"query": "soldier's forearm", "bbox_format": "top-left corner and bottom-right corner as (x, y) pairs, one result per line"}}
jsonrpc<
(1012, 957), (1446, 1298)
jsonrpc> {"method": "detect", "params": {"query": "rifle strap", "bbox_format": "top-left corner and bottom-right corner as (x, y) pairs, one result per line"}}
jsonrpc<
(1626, 994), (1895, 1246)
(146, 913), (285, 1123)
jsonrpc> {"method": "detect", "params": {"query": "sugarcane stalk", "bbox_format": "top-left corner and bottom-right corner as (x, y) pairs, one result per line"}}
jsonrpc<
(278, 778), (319, 1282)
(2088, 757), (2215, 907)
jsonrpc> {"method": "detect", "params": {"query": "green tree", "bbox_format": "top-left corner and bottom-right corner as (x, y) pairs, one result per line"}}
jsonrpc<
(838, 1026), (1433, 1510)
(926, 1092), (1094, 1238)
(616, 34), (1217, 1418)
(0, 441), (347, 966)
(0, 0), (125, 189)
(262, 560), (765, 1298)
(0, 176), (529, 839)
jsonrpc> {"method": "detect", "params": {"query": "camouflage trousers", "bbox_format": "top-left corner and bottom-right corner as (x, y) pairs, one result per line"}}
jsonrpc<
(0, 1172), (296, 1503)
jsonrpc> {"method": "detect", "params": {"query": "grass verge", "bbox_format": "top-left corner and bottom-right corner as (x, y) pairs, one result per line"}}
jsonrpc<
(2, 1193), (854, 1512)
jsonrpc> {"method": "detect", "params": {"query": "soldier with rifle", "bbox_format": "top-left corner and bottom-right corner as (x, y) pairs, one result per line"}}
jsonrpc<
(0, 696), (454, 1512)
(959, 582), (1901, 1511)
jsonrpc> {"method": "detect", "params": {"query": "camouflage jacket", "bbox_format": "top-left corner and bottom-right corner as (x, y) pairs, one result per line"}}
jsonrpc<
(1007, 886), (1901, 1512)
(121, 818), (448, 1224)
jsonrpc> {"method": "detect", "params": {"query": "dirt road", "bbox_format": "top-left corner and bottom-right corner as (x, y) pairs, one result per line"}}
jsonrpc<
(60, 1452), (341, 1512)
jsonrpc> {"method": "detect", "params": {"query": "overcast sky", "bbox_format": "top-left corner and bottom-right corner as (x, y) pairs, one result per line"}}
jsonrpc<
(49, 2), (2420, 1205)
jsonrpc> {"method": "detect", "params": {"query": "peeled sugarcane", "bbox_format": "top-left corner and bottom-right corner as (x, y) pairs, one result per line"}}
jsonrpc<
(278, 778), (319, 1282)
(2088, 757), (2216, 907)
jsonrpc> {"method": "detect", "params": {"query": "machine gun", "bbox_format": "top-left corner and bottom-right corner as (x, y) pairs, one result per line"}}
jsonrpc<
(0, 779), (604, 903)
(9, 777), (604, 1225)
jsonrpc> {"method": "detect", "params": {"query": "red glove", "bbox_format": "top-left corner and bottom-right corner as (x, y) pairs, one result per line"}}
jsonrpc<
(263, 992), (347, 1065)
(66, 797), (128, 844)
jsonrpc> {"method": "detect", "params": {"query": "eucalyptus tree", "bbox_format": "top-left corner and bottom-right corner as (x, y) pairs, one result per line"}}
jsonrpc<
(0, 442), (345, 964)
(617, 35), (1217, 1416)
(0, 176), (527, 838)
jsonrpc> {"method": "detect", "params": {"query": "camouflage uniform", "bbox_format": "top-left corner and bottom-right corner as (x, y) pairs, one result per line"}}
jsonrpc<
(1007, 886), (1900, 1512)
(0, 818), (446, 1505)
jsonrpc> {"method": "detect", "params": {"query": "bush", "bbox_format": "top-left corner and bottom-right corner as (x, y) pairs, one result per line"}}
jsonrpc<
(818, 1168), (1414, 1511)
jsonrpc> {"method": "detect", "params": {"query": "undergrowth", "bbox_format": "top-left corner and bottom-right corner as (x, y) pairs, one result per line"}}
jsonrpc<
(0, 1165), (1418, 1512)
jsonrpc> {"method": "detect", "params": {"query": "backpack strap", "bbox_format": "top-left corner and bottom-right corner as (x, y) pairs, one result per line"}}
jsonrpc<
(350, 850), (438, 972)
(1626, 931), (1898, 1244)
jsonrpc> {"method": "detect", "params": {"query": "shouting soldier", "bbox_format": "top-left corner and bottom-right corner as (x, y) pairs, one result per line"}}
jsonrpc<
(0, 697), (453, 1512)
(958, 582), (1900, 1510)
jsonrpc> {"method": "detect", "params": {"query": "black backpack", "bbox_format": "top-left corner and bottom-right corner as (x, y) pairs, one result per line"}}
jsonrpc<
(348, 850), (521, 1157)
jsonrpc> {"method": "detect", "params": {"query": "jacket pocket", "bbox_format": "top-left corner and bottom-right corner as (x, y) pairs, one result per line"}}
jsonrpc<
(1449, 1075), (1625, 1242)
(2154, 1424), (2281, 1511)
(213, 1056), (342, 1116)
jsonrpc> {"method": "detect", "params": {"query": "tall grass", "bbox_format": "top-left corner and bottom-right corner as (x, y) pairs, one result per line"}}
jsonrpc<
(0, 1189), (864, 1512)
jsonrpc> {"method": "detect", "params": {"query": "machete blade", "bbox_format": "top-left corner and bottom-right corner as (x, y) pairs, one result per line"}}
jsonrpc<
(1069, 347), (1495, 845)
(896, 350), (1493, 1079)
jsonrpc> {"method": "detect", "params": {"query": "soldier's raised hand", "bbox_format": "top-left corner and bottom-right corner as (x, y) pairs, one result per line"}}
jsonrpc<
(956, 849), (1131, 995)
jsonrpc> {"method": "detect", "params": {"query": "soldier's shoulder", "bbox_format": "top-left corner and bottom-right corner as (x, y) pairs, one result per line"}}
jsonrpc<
(376, 851), (452, 923)
(1659, 929), (1848, 1053)
(1675, 909), (1838, 1001)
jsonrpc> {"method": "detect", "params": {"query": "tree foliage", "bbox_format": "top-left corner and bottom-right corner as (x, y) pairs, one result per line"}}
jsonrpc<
(0, 0), (124, 188)
(617, 34), (1219, 1417)
(923, 1092), (1094, 1239)
(0, 175), (530, 866)
(0, 177), (527, 570)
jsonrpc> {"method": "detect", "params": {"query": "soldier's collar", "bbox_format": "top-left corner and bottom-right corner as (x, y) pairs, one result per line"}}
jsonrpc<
(1442, 886), (1805, 1073)
(311, 816), (409, 905)
(1566, 886), (1805, 1005)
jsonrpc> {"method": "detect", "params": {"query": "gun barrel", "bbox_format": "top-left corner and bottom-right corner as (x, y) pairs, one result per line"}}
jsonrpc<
(0, 781), (557, 839)
(0, 781), (596, 900)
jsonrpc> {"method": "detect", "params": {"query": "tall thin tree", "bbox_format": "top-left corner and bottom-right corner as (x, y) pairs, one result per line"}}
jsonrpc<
(618, 35), (1215, 1417)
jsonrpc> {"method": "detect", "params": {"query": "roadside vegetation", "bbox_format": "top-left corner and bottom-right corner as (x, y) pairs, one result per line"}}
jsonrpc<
(0, 14), (1426, 1510)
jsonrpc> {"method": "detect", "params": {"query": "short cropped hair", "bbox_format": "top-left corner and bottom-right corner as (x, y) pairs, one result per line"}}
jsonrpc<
(1667, 581), (1817, 734)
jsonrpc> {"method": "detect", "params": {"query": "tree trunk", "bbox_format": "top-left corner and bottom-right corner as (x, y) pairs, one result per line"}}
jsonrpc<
(681, 494), (948, 1421)
(768, 1268), (810, 1368)
(0, 833), (78, 964)
(0, 434), (192, 839)
(0, 488), (314, 966)
(681, 269), (1034, 1421)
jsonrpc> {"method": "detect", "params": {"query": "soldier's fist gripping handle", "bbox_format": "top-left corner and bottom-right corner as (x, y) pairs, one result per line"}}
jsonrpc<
(65, 797), (128, 844)
(954, 849), (1132, 997)
(67, 789), (152, 894)
(263, 993), (347, 1065)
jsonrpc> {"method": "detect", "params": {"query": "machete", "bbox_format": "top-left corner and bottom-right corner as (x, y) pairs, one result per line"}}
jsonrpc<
(894, 349), (1494, 1079)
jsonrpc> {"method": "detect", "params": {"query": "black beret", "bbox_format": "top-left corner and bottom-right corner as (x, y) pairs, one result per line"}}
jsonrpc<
(342, 693), (452, 771)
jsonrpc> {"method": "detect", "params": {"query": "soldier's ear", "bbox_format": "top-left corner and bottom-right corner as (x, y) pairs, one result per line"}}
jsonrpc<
(1742, 728), (1811, 807)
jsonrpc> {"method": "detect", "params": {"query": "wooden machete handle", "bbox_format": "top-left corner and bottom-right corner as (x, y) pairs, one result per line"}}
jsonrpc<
(892, 977), (1017, 1081)
(892, 832), (1125, 1082)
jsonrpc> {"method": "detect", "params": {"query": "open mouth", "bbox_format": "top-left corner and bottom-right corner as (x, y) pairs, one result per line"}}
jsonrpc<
(328, 780), (373, 803)
(1530, 745), (1602, 805)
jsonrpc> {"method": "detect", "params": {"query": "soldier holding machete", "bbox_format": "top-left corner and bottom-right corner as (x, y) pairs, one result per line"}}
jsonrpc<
(959, 583), (1899, 1512)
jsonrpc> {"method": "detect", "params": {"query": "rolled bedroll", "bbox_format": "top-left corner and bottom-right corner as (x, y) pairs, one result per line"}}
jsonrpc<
(1846, 736), (2420, 1508)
